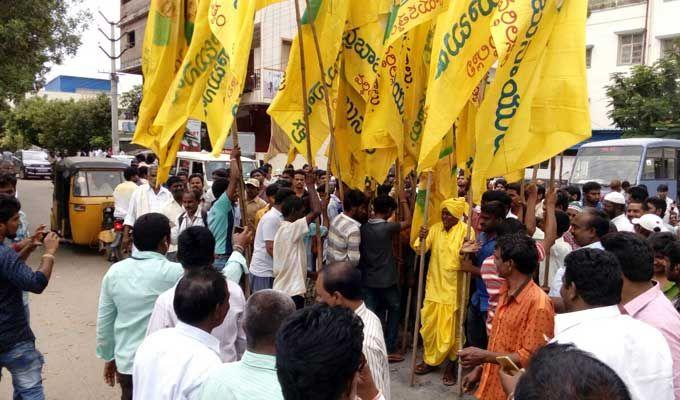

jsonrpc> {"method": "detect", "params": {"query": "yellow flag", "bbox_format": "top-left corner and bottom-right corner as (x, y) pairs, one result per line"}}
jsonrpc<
(132, 0), (188, 157)
(472, 0), (589, 202)
(268, 0), (351, 163)
(401, 23), (435, 174)
(383, 0), (448, 46)
(334, 75), (370, 189)
(455, 79), (486, 176)
(341, 11), (385, 103)
(409, 129), (457, 247)
(418, 0), (499, 172)
(152, 0), (223, 156)
(207, 0), (271, 155)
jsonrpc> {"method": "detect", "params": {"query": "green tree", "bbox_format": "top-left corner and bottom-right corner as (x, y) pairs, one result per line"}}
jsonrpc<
(120, 85), (142, 121)
(0, 0), (89, 103)
(606, 43), (680, 137)
(2, 94), (111, 154)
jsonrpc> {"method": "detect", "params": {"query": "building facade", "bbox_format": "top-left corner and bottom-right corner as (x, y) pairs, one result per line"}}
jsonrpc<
(586, 0), (680, 130)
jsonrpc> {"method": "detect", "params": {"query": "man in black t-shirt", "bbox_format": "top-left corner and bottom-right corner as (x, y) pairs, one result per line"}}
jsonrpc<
(359, 193), (411, 361)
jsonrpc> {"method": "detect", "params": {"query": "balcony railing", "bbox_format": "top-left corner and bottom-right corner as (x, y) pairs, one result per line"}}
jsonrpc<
(589, 0), (646, 11)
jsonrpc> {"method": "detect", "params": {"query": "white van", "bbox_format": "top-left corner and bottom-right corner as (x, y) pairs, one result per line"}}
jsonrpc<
(175, 151), (258, 189)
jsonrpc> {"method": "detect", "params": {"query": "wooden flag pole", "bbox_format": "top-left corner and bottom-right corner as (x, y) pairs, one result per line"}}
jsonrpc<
(229, 123), (251, 298)
(410, 172), (432, 386)
(401, 171), (418, 355)
(542, 157), (557, 288)
(302, 0), (344, 201)
(531, 164), (539, 182)
(457, 183), (475, 397)
(293, 0), (325, 273)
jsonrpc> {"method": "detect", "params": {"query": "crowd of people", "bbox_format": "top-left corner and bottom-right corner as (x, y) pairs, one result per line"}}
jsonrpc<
(1, 149), (680, 400)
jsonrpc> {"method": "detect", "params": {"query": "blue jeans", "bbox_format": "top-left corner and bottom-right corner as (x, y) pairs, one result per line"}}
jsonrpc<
(0, 340), (45, 400)
(213, 254), (229, 271)
(364, 285), (401, 354)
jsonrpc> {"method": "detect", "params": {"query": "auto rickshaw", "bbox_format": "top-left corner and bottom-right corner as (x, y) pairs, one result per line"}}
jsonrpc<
(51, 157), (128, 246)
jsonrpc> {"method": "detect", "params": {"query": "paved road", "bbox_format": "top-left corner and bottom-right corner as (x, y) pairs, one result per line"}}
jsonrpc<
(1, 180), (470, 400)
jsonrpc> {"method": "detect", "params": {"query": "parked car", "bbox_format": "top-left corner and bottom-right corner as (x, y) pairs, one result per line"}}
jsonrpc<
(14, 150), (52, 179)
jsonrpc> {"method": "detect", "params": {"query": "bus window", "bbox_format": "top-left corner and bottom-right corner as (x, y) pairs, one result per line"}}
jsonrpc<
(571, 146), (642, 185)
(192, 161), (204, 175)
(643, 148), (676, 180)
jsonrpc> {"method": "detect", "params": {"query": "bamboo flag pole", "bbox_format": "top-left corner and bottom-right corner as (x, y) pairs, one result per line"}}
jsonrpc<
(457, 182), (474, 397)
(293, 0), (324, 272)
(302, 0), (345, 201)
(542, 157), (557, 288)
(410, 172), (432, 386)
(401, 170), (417, 355)
(229, 123), (251, 297)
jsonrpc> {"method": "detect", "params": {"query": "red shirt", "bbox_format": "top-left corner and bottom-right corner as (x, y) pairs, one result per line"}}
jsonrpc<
(480, 242), (545, 334)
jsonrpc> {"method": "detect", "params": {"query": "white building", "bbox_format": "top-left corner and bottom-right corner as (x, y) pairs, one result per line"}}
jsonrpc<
(586, 0), (680, 130)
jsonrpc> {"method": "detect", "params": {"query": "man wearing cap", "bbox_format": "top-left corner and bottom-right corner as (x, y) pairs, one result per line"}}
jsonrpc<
(245, 178), (267, 230)
(633, 214), (668, 238)
(603, 192), (634, 233)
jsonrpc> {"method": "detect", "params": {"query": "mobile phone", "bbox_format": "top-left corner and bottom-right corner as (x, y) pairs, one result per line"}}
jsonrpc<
(233, 226), (245, 234)
(496, 356), (521, 376)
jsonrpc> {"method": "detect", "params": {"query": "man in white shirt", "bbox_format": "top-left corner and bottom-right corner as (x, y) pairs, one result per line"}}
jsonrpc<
(273, 173), (322, 309)
(657, 184), (676, 223)
(249, 187), (295, 292)
(133, 267), (229, 400)
(553, 248), (674, 400)
(161, 176), (186, 259)
(315, 262), (390, 399)
(113, 167), (139, 220)
(146, 226), (250, 362)
(123, 165), (172, 250)
(603, 191), (634, 232)
(569, 208), (608, 250)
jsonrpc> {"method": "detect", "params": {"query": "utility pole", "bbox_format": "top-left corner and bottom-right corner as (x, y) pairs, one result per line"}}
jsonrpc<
(98, 11), (129, 154)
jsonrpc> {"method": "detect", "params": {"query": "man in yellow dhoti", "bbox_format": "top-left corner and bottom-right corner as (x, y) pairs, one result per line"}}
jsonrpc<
(413, 197), (475, 385)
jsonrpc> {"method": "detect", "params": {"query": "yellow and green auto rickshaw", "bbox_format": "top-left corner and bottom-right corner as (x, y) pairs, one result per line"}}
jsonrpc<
(51, 157), (128, 246)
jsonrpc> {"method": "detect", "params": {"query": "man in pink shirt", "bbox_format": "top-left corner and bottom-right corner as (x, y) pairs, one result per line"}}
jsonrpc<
(602, 232), (680, 399)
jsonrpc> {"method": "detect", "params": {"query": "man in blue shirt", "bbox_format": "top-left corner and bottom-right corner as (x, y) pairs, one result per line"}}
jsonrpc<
(208, 148), (241, 270)
(0, 194), (61, 400)
(468, 201), (506, 350)
(96, 213), (183, 400)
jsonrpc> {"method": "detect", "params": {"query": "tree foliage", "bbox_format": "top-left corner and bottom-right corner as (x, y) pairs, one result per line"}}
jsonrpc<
(0, 0), (89, 103)
(120, 85), (142, 121)
(606, 44), (680, 138)
(2, 95), (111, 154)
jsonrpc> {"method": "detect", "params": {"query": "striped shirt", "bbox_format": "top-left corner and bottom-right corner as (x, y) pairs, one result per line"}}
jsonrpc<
(481, 242), (545, 334)
(355, 303), (390, 400)
(327, 213), (361, 267)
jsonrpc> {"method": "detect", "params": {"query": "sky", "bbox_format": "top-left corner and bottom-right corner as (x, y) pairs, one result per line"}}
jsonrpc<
(45, 0), (142, 94)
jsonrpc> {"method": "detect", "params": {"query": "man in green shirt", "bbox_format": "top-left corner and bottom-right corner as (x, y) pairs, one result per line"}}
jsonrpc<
(199, 289), (296, 400)
(96, 213), (183, 400)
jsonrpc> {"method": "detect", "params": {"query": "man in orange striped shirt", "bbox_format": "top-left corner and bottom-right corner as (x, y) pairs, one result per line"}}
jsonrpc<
(460, 233), (555, 400)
